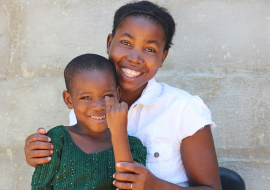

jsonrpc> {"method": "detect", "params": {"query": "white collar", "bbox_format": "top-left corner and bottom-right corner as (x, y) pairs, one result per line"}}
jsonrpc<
(131, 78), (162, 108)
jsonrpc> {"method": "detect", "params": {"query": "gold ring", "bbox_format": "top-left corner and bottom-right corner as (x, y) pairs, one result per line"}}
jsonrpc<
(130, 183), (133, 189)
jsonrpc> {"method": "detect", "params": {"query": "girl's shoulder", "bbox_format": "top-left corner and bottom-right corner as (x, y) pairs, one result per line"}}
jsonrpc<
(46, 125), (66, 145)
(127, 135), (144, 146)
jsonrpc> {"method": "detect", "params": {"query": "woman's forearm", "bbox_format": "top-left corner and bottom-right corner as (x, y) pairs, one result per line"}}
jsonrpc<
(155, 178), (217, 190)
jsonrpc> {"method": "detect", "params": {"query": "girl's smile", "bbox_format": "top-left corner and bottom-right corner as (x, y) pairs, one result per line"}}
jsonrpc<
(107, 16), (168, 93)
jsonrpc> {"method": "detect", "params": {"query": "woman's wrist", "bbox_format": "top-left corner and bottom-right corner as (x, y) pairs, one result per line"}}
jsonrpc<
(152, 177), (183, 190)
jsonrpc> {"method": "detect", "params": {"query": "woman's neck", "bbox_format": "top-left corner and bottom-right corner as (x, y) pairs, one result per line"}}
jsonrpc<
(120, 83), (148, 109)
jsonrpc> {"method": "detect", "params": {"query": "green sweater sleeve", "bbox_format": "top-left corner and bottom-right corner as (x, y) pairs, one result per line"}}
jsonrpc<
(128, 136), (147, 166)
(31, 126), (65, 190)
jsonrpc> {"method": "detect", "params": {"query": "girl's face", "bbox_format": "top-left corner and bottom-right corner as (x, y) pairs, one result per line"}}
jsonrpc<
(63, 70), (120, 133)
(107, 16), (168, 92)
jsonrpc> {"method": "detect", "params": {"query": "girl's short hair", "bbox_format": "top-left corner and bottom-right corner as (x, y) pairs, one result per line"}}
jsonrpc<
(112, 1), (176, 51)
(64, 54), (118, 93)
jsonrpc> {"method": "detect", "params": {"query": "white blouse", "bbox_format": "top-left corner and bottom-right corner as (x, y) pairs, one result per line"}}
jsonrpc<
(69, 78), (216, 187)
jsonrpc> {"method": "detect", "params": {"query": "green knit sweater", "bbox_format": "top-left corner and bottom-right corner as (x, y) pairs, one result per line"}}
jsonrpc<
(31, 125), (147, 190)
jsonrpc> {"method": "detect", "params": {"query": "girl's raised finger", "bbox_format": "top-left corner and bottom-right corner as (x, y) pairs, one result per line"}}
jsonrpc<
(104, 96), (114, 111)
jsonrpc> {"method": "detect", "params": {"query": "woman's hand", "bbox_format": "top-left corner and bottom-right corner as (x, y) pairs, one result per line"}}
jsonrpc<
(113, 162), (160, 190)
(113, 126), (222, 190)
(24, 128), (53, 167)
(105, 97), (128, 135)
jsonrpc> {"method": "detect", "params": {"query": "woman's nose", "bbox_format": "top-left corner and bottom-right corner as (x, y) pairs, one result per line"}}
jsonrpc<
(126, 48), (144, 64)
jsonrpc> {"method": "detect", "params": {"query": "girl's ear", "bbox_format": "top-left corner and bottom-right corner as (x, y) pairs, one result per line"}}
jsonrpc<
(116, 86), (121, 102)
(106, 34), (113, 55)
(63, 90), (73, 109)
(160, 50), (169, 68)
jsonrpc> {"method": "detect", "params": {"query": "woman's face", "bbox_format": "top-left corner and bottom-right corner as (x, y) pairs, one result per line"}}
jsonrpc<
(107, 16), (168, 92)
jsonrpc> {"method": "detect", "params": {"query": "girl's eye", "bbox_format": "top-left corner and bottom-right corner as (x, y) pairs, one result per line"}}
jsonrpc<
(82, 96), (91, 100)
(104, 94), (113, 99)
(146, 48), (156, 53)
(121, 41), (131, 46)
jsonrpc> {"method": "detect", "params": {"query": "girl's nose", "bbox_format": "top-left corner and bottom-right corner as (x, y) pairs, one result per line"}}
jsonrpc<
(92, 99), (105, 112)
(126, 48), (144, 64)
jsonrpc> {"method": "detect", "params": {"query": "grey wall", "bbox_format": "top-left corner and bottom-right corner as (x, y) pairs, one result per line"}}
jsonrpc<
(0, 0), (269, 189)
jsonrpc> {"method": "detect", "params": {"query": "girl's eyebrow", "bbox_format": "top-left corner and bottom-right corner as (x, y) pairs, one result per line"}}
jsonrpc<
(103, 89), (115, 93)
(78, 91), (93, 95)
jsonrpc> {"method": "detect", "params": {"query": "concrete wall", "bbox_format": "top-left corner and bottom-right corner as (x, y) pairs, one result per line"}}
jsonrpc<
(0, 0), (269, 189)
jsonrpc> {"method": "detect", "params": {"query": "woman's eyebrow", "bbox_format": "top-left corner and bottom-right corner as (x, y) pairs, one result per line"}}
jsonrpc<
(144, 39), (160, 47)
(120, 33), (134, 40)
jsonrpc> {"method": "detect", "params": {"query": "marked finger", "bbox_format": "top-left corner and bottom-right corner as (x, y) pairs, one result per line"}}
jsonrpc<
(116, 162), (145, 175)
(105, 96), (115, 112)
(28, 149), (53, 159)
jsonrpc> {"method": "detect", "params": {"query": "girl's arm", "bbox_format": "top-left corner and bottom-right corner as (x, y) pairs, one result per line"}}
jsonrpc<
(105, 97), (133, 173)
(113, 126), (222, 190)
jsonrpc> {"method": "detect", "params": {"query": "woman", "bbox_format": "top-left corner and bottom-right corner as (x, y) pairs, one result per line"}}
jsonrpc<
(24, 1), (222, 189)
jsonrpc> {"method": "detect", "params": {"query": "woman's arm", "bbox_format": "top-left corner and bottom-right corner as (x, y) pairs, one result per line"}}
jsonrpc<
(31, 128), (63, 189)
(24, 128), (54, 167)
(105, 97), (134, 173)
(113, 125), (222, 190)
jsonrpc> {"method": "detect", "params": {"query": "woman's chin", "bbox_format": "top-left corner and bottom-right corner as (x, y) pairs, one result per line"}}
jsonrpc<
(119, 82), (147, 93)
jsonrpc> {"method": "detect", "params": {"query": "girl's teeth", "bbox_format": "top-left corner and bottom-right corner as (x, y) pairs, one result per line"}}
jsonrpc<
(91, 116), (106, 120)
(121, 68), (141, 77)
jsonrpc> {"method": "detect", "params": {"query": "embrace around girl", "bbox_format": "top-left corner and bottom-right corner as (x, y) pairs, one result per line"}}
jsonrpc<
(31, 54), (147, 189)
(25, 1), (222, 190)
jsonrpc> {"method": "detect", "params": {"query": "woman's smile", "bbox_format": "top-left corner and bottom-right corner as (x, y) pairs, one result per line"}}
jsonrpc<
(121, 67), (142, 78)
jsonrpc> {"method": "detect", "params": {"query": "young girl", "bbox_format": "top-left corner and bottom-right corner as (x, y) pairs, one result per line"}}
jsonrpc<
(26, 1), (222, 189)
(31, 54), (147, 189)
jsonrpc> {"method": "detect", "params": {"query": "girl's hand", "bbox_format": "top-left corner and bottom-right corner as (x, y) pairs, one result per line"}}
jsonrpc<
(105, 97), (128, 135)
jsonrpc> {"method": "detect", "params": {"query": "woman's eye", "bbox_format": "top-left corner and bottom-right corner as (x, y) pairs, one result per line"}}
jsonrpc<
(82, 96), (91, 100)
(146, 48), (156, 53)
(121, 41), (130, 46)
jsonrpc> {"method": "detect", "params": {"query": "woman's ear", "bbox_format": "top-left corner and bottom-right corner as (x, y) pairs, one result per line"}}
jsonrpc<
(63, 90), (73, 109)
(106, 34), (113, 55)
(116, 86), (121, 102)
(160, 50), (169, 68)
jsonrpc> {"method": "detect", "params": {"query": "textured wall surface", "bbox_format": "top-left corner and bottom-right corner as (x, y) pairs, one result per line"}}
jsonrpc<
(0, 0), (269, 189)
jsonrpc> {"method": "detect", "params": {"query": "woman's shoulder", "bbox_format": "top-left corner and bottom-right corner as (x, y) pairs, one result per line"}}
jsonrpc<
(159, 82), (192, 99)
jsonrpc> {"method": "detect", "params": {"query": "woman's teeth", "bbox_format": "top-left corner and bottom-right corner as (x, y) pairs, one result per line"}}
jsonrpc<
(90, 116), (106, 120)
(121, 68), (141, 77)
